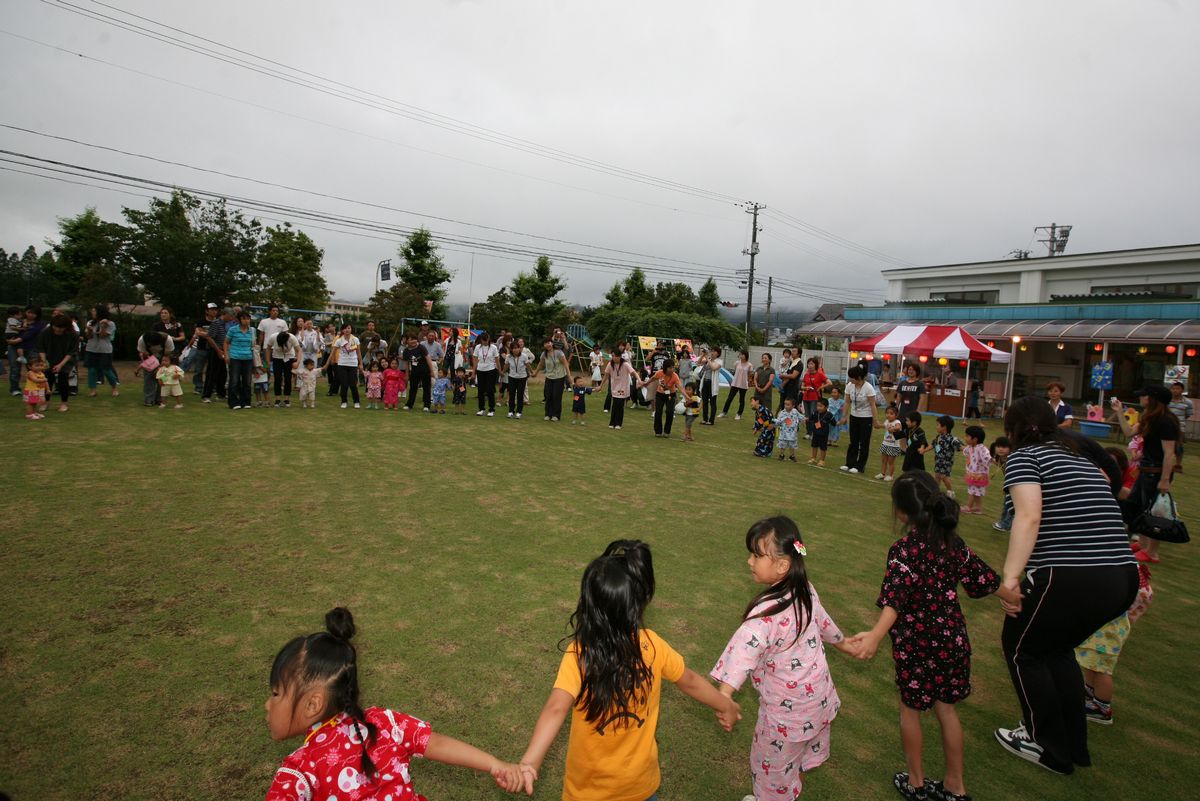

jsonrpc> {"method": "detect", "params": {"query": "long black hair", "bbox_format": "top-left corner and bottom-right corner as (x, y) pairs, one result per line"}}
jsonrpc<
(564, 540), (655, 728)
(891, 471), (962, 551)
(270, 608), (378, 777)
(743, 517), (813, 645)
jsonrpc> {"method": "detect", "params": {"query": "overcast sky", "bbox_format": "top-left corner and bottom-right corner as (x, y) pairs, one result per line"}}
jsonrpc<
(2, 0), (1197, 314)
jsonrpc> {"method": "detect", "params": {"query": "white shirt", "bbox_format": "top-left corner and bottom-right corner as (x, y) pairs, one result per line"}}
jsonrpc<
(266, 332), (301, 361)
(505, 350), (533, 378)
(845, 380), (877, 417)
(257, 317), (288, 347)
(473, 343), (499, 371)
(333, 335), (360, 368)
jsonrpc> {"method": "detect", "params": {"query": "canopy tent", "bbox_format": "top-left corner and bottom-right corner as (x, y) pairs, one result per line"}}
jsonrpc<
(848, 325), (1011, 362)
(848, 325), (1012, 417)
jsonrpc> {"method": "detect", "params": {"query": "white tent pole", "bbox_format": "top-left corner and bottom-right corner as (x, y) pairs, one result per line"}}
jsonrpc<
(962, 359), (971, 418)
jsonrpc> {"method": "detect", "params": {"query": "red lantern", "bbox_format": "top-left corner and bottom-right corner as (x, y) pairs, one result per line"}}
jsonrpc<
(1166, 345), (1178, 354)
(986, 341), (995, 347)
(959, 360), (968, 367)
(1188, 348), (1198, 358)
(918, 355), (928, 363)
(1093, 344), (1103, 352)
(881, 353), (891, 361)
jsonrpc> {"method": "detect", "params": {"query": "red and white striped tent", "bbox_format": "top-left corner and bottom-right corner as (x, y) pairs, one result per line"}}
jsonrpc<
(848, 325), (1011, 362)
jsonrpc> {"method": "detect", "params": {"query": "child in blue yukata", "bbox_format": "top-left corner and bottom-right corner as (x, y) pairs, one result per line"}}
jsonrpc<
(826, 386), (845, 446)
(808, 398), (838, 467)
(752, 396), (776, 457)
(452, 366), (468, 414)
(431, 368), (451, 414)
(774, 396), (804, 462)
(571, 375), (592, 425)
(932, 415), (964, 499)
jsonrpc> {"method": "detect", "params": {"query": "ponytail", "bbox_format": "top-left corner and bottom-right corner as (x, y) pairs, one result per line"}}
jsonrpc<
(742, 516), (814, 646)
(890, 472), (961, 550)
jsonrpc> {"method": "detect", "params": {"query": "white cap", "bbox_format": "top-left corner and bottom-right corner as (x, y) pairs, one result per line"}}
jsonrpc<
(206, 302), (219, 309)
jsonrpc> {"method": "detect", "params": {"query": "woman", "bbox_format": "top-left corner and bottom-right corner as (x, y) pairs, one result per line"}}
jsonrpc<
(36, 312), (79, 412)
(298, 319), (323, 374)
(83, 304), (120, 397)
(894, 360), (925, 426)
(597, 352), (636, 429)
(223, 311), (256, 410)
(152, 307), (186, 356)
(992, 396), (1138, 775)
(720, 350), (751, 419)
(1112, 385), (1181, 565)
(265, 328), (302, 407)
(801, 357), (831, 437)
(752, 352), (775, 411)
(326, 323), (362, 409)
(841, 365), (877, 474)
(778, 348), (801, 411)
(136, 330), (173, 407)
(471, 332), (500, 416)
(321, 323), (337, 396)
(1046, 382), (1073, 429)
(698, 346), (723, 425)
(603, 341), (630, 412)
(676, 344), (693, 384)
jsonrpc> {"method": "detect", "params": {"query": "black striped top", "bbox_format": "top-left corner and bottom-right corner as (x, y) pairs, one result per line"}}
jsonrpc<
(1004, 444), (1136, 569)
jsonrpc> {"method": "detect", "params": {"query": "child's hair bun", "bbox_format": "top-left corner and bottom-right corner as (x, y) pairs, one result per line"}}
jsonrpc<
(325, 607), (356, 641)
(925, 494), (960, 529)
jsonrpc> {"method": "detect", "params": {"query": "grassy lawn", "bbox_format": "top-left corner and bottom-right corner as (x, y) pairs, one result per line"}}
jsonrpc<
(2, 367), (1196, 801)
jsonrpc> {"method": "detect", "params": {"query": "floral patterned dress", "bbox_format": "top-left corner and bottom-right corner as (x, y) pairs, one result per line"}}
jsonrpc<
(753, 406), (776, 457)
(876, 533), (1000, 710)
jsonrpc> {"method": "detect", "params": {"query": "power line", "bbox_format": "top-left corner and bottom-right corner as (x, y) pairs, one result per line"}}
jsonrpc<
(763, 208), (914, 267)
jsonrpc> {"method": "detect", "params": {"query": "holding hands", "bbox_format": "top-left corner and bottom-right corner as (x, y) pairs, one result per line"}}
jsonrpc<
(996, 578), (1025, 617)
(714, 692), (742, 732)
(489, 759), (532, 795)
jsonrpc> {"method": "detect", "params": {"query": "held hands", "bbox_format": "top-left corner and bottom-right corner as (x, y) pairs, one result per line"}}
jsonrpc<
(846, 632), (880, 661)
(997, 578), (1024, 617)
(714, 694), (742, 732)
(490, 760), (532, 795)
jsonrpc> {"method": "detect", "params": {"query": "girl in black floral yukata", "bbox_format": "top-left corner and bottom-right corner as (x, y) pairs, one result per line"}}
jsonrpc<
(853, 471), (1001, 801)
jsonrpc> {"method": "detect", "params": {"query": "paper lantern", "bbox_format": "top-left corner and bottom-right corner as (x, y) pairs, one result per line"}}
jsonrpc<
(864, 354), (874, 361)
(881, 353), (891, 360)
(1166, 345), (1177, 354)
(1093, 344), (1103, 352)
(1056, 342), (1065, 350)
(1138, 346), (1148, 354)
(937, 357), (948, 366)
(986, 341), (995, 347)
(1020, 344), (1028, 352)
(1188, 348), (1197, 358)
(849, 351), (859, 359)
(918, 355), (928, 363)
(959, 360), (968, 367)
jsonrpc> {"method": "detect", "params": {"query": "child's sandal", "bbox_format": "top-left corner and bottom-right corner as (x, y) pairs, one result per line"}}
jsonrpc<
(893, 772), (928, 801)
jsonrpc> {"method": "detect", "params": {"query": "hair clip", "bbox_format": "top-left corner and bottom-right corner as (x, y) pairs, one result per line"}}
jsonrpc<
(793, 541), (807, 557)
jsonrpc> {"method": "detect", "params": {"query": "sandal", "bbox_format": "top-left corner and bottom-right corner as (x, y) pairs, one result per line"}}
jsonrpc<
(926, 779), (971, 801)
(894, 772), (928, 801)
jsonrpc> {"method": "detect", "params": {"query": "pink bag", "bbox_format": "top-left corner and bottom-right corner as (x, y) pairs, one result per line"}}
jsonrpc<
(140, 355), (160, 372)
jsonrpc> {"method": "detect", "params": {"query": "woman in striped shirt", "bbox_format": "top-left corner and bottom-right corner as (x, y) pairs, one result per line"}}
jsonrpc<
(992, 396), (1138, 776)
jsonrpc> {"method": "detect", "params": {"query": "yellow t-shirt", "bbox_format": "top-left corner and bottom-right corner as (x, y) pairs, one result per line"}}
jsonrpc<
(553, 629), (685, 801)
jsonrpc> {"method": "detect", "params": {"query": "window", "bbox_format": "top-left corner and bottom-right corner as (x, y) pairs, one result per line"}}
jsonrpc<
(929, 290), (999, 304)
(1091, 283), (1200, 298)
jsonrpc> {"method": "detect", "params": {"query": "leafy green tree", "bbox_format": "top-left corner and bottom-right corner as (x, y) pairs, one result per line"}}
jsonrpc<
(366, 281), (427, 324)
(620, 267), (653, 307)
(652, 282), (698, 313)
(509, 256), (570, 338)
(695, 277), (721, 318)
(258, 223), (330, 311)
(396, 228), (451, 318)
(52, 208), (130, 304)
(585, 307), (745, 350)
(468, 288), (524, 337)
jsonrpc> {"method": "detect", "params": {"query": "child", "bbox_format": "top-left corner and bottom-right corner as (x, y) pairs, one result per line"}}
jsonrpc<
(931, 415), (964, 497)
(989, 436), (1013, 532)
(570, 375), (592, 425)
(1076, 561), (1153, 725)
(875, 404), (904, 481)
(431, 369), (451, 414)
(382, 358), (404, 410)
(903, 411), (930, 473)
(752, 396), (776, 458)
(263, 607), (525, 800)
(253, 364), (270, 407)
(961, 425), (991, 514)
(681, 381), (700, 442)
(155, 353), (185, 409)
(808, 398), (837, 467)
(853, 472), (1001, 801)
(1104, 446), (1136, 501)
(22, 358), (48, 419)
(518, 540), (741, 800)
(775, 396), (803, 461)
(452, 366), (468, 414)
(365, 362), (383, 409)
(293, 358), (320, 409)
(712, 516), (859, 801)
(826, 386), (845, 447)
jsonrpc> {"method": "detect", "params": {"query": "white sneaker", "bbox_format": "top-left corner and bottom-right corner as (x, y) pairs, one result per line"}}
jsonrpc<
(994, 724), (1064, 773)
(353, 403), (361, 409)
(875, 473), (886, 480)
(885, 475), (894, 482)
(718, 413), (726, 418)
(476, 410), (485, 416)
(848, 468), (859, 474)
(615, 425), (622, 430)
(231, 405), (242, 410)
(487, 411), (494, 417)
(423, 406), (430, 412)
(839, 465), (850, 472)
(515, 413), (522, 419)
(340, 402), (348, 409)
(946, 490), (956, 499)
(544, 416), (550, 421)
(202, 398), (212, 404)
(507, 412), (514, 418)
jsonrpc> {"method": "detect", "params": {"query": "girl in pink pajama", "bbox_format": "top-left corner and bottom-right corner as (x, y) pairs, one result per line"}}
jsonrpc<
(711, 516), (860, 800)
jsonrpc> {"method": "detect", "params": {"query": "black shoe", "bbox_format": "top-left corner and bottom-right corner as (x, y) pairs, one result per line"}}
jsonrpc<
(926, 779), (971, 801)
(893, 772), (928, 801)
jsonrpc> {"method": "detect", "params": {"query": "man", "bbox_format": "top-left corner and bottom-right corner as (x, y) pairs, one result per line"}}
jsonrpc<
(423, 329), (445, 365)
(1169, 381), (1193, 431)
(191, 303), (220, 394)
(403, 332), (436, 411)
(538, 338), (571, 421)
(256, 304), (288, 350)
(202, 307), (232, 403)
(361, 321), (383, 367)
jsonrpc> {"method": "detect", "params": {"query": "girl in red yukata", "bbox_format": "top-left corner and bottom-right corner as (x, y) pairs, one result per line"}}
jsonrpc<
(711, 516), (861, 801)
(852, 472), (1001, 801)
(263, 607), (526, 801)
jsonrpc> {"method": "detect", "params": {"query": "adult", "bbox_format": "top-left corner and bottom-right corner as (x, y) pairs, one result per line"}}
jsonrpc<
(1112, 385), (1181, 565)
(321, 323), (338, 396)
(203, 308), (233, 404)
(598, 353), (636, 429)
(641, 358), (681, 438)
(644, 342), (670, 410)
(801, 357), (831, 437)
(5, 305), (23, 395)
(298, 319), (324, 374)
(256, 304), (288, 354)
(423, 329), (445, 369)
(153, 307), (186, 357)
(778, 348), (801, 411)
(224, 312), (257, 410)
(966, 376), (983, 419)
(190, 303), (220, 395)
(266, 329), (303, 407)
(697, 346), (723, 425)
(403, 333), (436, 411)
(329, 323), (362, 408)
(894, 360), (926, 427)
(1047, 382), (1073, 429)
(992, 396), (1138, 775)
(840, 366), (878, 474)
(1168, 381), (1192, 429)
(721, 350), (752, 420)
(83, 304), (119, 397)
(865, 355), (884, 387)
(603, 341), (629, 412)
(471, 332), (500, 416)
(36, 313), (79, 413)
(136, 330), (173, 407)
(538, 339), (571, 421)
(676, 344), (693, 384)
(551, 327), (570, 354)
(502, 340), (532, 418)
(753, 352), (776, 410)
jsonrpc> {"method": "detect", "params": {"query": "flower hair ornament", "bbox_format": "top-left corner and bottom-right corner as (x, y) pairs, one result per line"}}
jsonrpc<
(792, 540), (808, 557)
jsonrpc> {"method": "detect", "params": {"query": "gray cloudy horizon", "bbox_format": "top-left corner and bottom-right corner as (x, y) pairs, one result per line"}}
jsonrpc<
(1, 0), (1197, 313)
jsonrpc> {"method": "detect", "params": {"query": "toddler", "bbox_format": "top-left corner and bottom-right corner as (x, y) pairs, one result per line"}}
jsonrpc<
(155, 353), (185, 409)
(775, 396), (803, 462)
(875, 404), (904, 481)
(989, 437), (1013, 532)
(808, 398), (837, 467)
(22, 357), (48, 419)
(961, 425), (991, 513)
(452, 367), (468, 413)
(681, 381), (700, 442)
(570, 375), (592, 425)
(931, 416), (964, 497)
(826, 386), (845, 446)
(253, 364), (270, 407)
(1076, 561), (1153, 725)
(752, 396), (776, 458)
(432, 369), (451, 414)
(903, 411), (930, 473)
(382, 359), (403, 410)
(365, 362), (383, 409)
(293, 358), (321, 409)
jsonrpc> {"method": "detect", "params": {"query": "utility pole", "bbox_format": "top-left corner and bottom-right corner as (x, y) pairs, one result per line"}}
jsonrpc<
(763, 276), (773, 345)
(1034, 223), (1072, 257)
(742, 202), (764, 336)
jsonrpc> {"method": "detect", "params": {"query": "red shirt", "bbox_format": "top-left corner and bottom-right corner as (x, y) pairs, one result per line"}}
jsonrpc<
(265, 708), (431, 801)
(802, 370), (827, 401)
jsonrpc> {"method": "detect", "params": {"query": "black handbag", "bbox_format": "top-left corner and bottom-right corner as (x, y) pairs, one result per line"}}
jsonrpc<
(1133, 492), (1190, 544)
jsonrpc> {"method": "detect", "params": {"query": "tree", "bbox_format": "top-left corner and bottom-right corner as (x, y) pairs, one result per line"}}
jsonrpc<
(468, 288), (524, 336)
(366, 281), (427, 323)
(585, 306), (745, 350)
(695, 277), (721, 318)
(509, 256), (569, 338)
(52, 208), (130, 304)
(396, 228), (451, 318)
(620, 267), (653, 308)
(257, 223), (330, 311)
(652, 282), (698, 313)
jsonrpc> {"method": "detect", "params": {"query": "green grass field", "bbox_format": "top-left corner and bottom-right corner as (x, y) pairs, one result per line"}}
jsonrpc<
(2, 368), (1196, 801)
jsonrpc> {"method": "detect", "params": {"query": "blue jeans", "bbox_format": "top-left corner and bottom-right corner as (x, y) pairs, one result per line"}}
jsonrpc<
(142, 368), (161, 406)
(996, 492), (1013, 530)
(191, 348), (209, 392)
(6, 344), (20, 392)
(228, 358), (254, 408)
